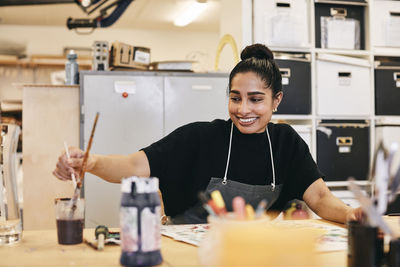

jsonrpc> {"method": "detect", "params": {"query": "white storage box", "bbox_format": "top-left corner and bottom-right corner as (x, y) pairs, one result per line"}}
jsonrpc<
(316, 54), (372, 116)
(372, 0), (400, 48)
(253, 0), (310, 48)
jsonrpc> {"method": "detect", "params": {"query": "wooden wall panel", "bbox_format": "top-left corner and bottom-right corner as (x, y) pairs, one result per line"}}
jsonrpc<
(22, 84), (79, 230)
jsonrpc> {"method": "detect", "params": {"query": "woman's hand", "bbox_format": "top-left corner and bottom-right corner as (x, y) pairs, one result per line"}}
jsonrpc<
(52, 147), (96, 182)
(346, 206), (364, 222)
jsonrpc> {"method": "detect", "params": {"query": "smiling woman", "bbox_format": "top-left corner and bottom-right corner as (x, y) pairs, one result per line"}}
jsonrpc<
(53, 43), (363, 225)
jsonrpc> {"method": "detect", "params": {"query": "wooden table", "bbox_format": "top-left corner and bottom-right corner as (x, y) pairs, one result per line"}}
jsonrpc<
(0, 226), (346, 267)
(2, 217), (399, 267)
(0, 229), (199, 267)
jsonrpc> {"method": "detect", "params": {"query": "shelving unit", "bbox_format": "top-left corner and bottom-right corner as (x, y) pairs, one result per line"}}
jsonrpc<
(0, 55), (92, 103)
(251, 0), (400, 198)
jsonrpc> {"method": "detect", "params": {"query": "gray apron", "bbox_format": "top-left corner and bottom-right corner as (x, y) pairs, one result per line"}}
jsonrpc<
(173, 123), (282, 224)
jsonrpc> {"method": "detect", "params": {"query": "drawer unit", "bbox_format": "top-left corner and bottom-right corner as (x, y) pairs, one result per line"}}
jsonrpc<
(275, 53), (311, 115)
(372, 0), (400, 48)
(316, 54), (371, 116)
(315, 2), (366, 50)
(317, 120), (370, 181)
(253, 0), (310, 48)
(374, 57), (400, 115)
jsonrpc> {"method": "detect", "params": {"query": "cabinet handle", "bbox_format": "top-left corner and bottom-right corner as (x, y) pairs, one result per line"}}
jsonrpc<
(338, 72), (351, 78)
(390, 12), (400, 17)
(280, 68), (291, 78)
(394, 72), (400, 88)
(330, 7), (347, 18)
(276, 2), (290, 8)
(192, 85), (212, 91)
(394, 72), (400, 81)
(336, 137), (353, 146)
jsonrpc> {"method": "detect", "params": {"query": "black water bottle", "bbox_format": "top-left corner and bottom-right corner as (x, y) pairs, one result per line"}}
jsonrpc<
(120, 177), (163, 267)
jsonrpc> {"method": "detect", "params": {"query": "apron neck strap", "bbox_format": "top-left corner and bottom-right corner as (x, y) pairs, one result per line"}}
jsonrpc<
(266, 124), (276, 191)
(222, 123), (234, 184)
(223, 122), (276, 191)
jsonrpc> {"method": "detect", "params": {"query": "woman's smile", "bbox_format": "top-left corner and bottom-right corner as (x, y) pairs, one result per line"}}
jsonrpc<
(237, 117), (258, 125)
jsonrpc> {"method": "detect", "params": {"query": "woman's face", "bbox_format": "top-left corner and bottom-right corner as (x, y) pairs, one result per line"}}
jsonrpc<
(228, 72), (282, 134)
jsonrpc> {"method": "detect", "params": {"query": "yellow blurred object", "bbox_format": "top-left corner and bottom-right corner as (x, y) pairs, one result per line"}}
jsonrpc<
(245, 204), (255, 220)
(219, 224), (319, 267)
(214, 34), (239, 71)
(199, 216), (319, 267)
(210, 190), (225, 209)
(284, 202), (297, 220)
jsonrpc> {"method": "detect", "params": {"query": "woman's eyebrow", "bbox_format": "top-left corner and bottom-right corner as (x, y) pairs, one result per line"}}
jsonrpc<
(247, 91), (265, 96)
(229, 90), (266, 96)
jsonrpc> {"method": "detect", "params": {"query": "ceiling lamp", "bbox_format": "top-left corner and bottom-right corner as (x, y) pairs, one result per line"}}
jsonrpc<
(174, 0), (208, 27)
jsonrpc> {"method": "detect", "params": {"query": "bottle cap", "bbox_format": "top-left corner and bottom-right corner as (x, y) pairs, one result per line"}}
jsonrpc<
(67, 50), (77, 60)
(121, 176), (159, 193)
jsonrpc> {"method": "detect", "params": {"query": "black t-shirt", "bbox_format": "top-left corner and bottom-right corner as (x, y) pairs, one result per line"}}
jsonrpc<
(142, 119), (323, 217)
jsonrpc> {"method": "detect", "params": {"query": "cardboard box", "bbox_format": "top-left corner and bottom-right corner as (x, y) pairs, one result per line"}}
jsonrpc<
(110, 41), (150, 70)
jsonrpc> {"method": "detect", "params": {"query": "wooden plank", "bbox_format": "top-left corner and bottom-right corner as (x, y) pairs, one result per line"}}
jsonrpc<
(22, 84), (79, 230)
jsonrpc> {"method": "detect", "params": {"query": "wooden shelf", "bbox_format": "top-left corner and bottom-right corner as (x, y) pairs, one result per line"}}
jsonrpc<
(315, 48), (371, 57)
(372, 47), (400, 57)
(314, 0), (368, 7)
(0, 54), (92, 69)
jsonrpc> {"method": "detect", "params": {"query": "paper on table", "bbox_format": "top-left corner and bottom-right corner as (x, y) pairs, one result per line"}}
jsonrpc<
(269, 220), (348, 252)
(161, 220), (348, 252)
(161, 224), (209, 246)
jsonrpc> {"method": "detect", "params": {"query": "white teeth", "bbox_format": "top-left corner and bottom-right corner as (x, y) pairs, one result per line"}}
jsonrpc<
(239, 118), (256, 123)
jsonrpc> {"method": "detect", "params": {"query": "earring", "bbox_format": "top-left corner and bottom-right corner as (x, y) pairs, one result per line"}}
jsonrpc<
(273, 107), (277, 113)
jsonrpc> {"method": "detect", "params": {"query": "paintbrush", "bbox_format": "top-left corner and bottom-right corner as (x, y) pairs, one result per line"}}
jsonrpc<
(69, 112), (100, 217)
(64, 141), (77, 189)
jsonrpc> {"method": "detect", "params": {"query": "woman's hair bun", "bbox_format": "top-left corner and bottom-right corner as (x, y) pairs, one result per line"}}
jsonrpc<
(240, 44), (274, 61)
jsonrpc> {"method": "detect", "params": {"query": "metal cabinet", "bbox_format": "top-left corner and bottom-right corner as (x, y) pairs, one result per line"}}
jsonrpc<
(81, 72), (164, 227)
(164, 75), (229, 135)
(81, 71), (229, 227)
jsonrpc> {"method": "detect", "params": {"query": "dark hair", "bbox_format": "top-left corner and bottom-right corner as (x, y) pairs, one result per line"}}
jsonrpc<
(228, 44), (282, 97)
